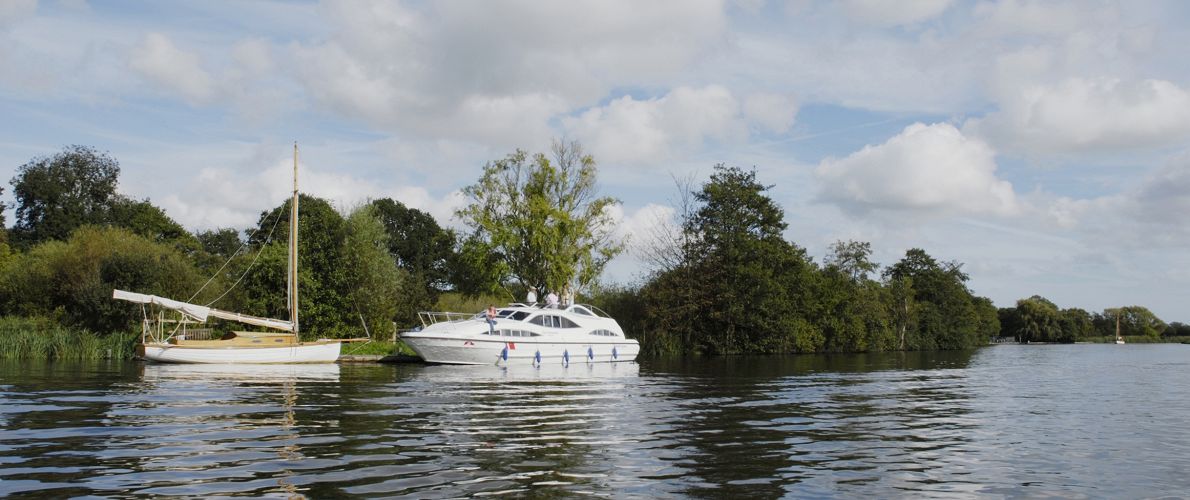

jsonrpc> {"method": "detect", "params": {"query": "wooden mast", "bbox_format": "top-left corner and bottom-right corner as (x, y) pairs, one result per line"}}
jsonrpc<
(289, 143), (300, 335)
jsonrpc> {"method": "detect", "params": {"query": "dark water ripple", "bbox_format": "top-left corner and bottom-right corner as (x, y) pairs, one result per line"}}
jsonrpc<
(3, 345), (1190, 498)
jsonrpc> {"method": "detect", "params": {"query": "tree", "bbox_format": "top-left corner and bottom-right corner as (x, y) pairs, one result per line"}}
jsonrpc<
(10, 145), (121, 247)
(1165, 322), (1190, 338)
(0, 226), (204, 332)
(825, 240), (878, 282)
(883, 248), (980, 349)
(0, 185), (7, 245)
(197, 228), (243, 258)
(236, 195), (352, 338)
(647, 165), (821, 355)
(1058, 307), (1093, 342)
(820, 240), (894, 352)
(342, 205), (406, 336)
(369, 198), (454, 319)
(107, 197), (199, 252)
(455, 140), (623, 298)
(1101, 306), (1166, 339)
(1014, 295), (1062, 342)
(370, 198), (454, 288)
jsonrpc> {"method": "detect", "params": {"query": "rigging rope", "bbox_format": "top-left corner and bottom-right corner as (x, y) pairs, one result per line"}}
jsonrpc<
(188, 206), (288, 307)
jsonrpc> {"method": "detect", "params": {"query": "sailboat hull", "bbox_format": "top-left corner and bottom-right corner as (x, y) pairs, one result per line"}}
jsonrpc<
(139, 342), (341, 364)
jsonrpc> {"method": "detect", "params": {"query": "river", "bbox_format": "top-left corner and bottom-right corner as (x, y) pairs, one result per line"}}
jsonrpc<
(2, 344), (1189, 498)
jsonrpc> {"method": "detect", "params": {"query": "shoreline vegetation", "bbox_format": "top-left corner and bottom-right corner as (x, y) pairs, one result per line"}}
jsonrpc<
(1, 318), (1187, 361)
(0, 144), (1185, 361)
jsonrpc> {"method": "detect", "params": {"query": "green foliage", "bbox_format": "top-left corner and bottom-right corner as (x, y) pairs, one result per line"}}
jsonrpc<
(108, 197), (200, 252)
(369, 198), (455, 322)
(637, 167), (996, 355)
(455, 140), (623, 298)
(826, 240), (879, 282)
(342, 204), (407, 337)
(197, 228), (243, 258)
(1095, 306), (1166, 339)
(1165, 322), (1190, 338)
(883, 248), (982, 349)
(237, 195), (353, 339)
(1013, 295), (1063, 342)
(370, 198), (454, 289)
(0, 226), (204, 332)
(644, 165), (824, 355)
(433, 291), (514, 315)
(10, 145), (122, 248)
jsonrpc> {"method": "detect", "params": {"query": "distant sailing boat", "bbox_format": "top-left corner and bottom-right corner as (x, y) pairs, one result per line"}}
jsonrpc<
(113, 144), (345, 363)
(1115, 312), (1125, 345)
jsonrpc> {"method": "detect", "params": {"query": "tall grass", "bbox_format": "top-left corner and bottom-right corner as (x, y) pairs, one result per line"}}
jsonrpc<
(0, 317), (138, 360)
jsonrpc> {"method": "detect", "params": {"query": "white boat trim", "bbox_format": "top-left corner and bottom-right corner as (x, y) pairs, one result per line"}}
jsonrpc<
(139, 341), (342, 364)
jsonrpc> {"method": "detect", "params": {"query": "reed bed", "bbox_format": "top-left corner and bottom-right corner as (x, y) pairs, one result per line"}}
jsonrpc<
(0, 317), (138, 360)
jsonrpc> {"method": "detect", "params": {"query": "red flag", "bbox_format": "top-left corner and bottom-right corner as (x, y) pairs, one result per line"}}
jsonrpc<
(507, 342), (516, 350)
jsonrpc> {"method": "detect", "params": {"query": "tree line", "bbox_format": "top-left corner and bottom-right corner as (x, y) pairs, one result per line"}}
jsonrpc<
(0, 144), (1182, 354)
(0, 145), (458, 340)
(997, 296), (1187, 343)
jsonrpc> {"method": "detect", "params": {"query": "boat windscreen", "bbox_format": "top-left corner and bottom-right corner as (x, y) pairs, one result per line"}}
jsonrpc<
(497, 310), (531, 321)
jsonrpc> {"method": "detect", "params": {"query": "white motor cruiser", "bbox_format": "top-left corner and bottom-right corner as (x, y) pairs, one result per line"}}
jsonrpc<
(401, 303), (639, 365)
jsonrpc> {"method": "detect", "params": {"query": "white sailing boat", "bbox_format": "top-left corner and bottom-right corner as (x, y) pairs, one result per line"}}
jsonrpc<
(113, 145), (344, 363)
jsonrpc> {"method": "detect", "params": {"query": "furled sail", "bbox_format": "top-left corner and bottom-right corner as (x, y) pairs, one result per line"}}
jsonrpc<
(112, 289), (294, 332)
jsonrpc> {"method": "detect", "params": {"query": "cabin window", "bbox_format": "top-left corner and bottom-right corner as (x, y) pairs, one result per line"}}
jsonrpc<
(589, 329), (618, 337)
(571, 306), (594, 316)
(528, 315), (579, 328)
(497, 329), (540, 337)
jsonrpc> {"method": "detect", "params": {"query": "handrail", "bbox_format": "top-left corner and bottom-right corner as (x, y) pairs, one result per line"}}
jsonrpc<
(417, 311), (476, 328)
(578, 304), (613, 318)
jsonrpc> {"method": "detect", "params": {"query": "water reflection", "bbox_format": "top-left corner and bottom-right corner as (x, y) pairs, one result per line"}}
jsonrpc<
(5, 347), (1190, 497)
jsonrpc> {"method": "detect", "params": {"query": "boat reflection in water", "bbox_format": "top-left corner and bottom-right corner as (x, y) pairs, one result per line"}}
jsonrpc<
(127, 362), (342, 497)
(140, 362), (342, 383)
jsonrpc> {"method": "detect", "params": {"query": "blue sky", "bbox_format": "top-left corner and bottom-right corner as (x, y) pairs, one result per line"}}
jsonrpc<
(3, 0), (1190, 322)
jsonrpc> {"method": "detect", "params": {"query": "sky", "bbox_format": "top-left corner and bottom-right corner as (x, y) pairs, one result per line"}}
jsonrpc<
(1, 0), (1189, 322)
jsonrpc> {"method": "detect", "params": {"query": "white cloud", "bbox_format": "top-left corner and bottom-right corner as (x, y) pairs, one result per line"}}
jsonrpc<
(281, 0), (729, 146)
(153, 150), (469, 233)
(0, 0), (36, 27)
(129, 33), (216, 105)
(840, 0), (953, 27)
(607, 203), (676, 247)
(967, 77), (1190, 155)
(972, 0), (1092, 37)
(563, 85), (747, 164)
(743, 92), (798, 134)
(230, 38), (274, 77)
(816, 122), (1018, 216)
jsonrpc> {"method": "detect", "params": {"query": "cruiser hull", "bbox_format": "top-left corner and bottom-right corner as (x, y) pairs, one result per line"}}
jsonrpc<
(138, 342), (341, 364)
(402, 335), (639, 365)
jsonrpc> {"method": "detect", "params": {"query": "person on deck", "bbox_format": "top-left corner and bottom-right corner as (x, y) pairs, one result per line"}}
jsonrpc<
(526, 287), (537, 305)
(486, 304), (497, 334)
(546, 292), (559, 308)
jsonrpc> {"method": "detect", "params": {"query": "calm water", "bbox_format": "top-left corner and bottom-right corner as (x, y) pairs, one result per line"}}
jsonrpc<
(2, 344), (1190, 498)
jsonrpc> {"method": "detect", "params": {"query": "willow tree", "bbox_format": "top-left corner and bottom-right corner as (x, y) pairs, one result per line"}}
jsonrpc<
(455, 140), (623, 299)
